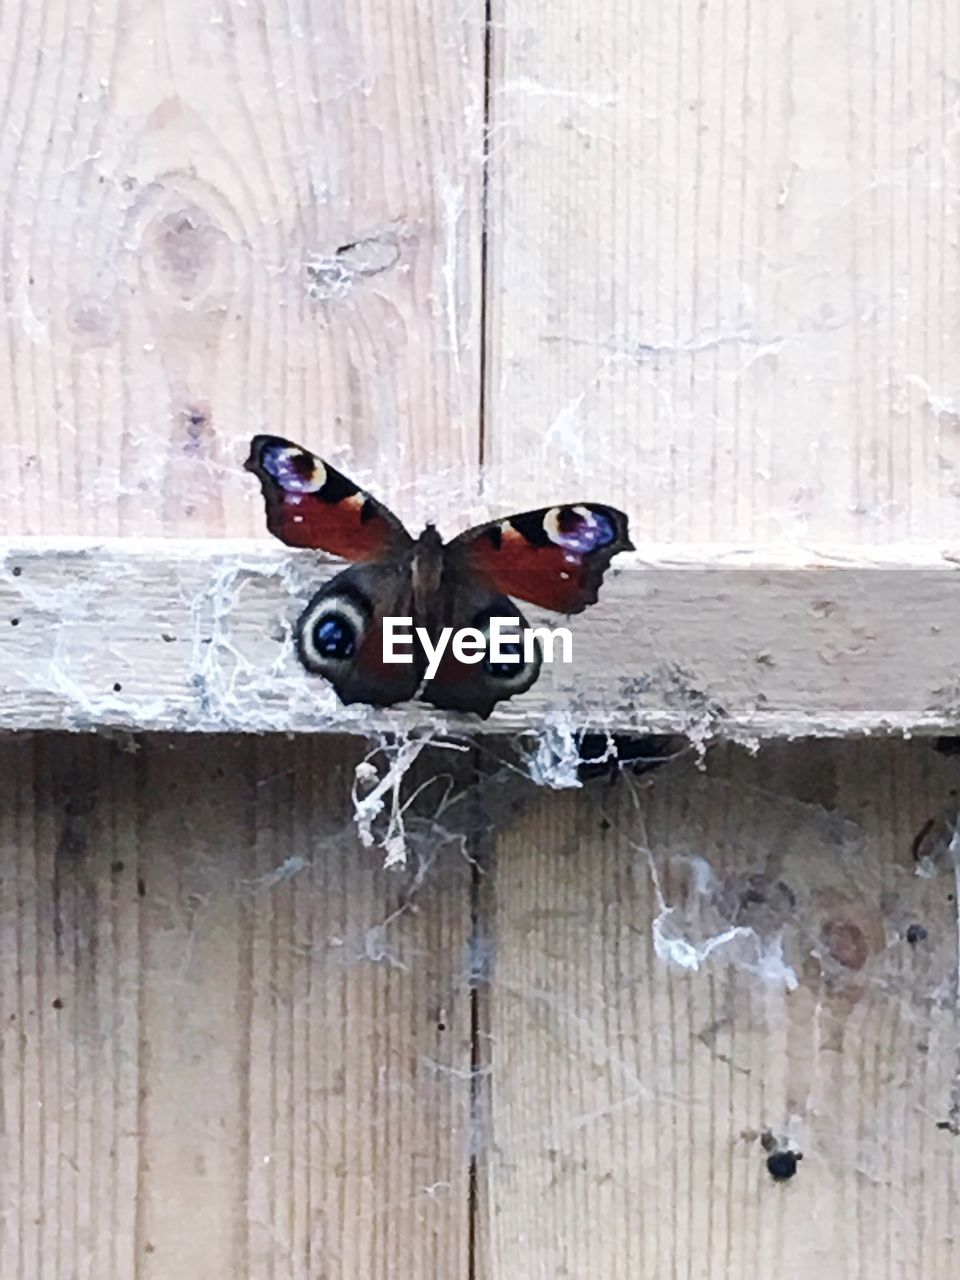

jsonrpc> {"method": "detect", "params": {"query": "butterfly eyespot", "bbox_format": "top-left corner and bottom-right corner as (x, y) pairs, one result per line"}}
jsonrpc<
(543, 505), (616, 552)
(470, 611), (542, 687)
(485, 632), (525, 678)
(481, 623), (522, 674)
(312, 613), (356, 659)
(262, 444), (327, 494)
(297, 591), (369, 671)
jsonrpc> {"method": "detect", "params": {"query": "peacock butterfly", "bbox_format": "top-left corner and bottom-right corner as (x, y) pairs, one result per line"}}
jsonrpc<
(245, 435), (633, 717)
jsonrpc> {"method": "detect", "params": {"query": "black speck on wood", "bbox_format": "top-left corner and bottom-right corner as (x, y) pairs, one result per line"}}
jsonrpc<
(766, 1150), (802, 1182)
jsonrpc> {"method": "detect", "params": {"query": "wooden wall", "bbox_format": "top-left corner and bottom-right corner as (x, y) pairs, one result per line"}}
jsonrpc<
(1, 0), (959, 1276)
(0, 0), (955, 542)
(1, 735), (960, 1276)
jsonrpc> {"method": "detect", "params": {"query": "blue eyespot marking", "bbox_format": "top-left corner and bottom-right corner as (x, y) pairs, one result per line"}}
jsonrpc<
(262, 445), (325, 493)
(313, 613), (356, 659)
(486, 636), (524, 678)
(549, 506), (616, 553)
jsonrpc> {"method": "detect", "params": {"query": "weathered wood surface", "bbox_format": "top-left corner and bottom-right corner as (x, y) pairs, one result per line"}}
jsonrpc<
(0, 734), (474, 1279)
(2, 734), (960, 1277)
(484, 0), (960, 544)
(0, 0), (955, 552)
(1, 1), (958, 1278)
(477, 738), (960, 1279)
(0, 0), (482, 540)
(4, 537), (960, 737)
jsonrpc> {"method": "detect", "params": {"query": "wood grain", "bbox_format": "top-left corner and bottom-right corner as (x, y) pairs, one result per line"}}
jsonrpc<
(0, 733), (473, 1279)
(5, 536), (960, 737)
(3, 734), (958, 1277)
(484, 0), (960, 544)
(0, 0), (483, 540)
(477, 739), (960, 1279)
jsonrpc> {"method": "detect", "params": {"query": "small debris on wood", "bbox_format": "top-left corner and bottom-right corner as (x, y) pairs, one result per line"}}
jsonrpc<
(766, 1150), (802, 1181)
(760, 1129), (803, 1182)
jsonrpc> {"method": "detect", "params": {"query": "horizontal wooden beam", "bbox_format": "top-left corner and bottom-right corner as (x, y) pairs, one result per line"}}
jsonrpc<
(2, 537), (959, 739)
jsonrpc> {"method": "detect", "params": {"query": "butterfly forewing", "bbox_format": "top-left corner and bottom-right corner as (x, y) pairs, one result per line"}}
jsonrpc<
(245, 435), (412, 559)
(448, 503), (632, 614)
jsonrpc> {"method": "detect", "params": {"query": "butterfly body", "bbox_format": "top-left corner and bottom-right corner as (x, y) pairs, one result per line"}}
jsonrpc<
(245, 435), (632, 718)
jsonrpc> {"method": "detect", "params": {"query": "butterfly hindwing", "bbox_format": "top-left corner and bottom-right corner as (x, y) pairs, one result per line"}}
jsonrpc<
(419, 582), (543, 719)
(449, 504), (632, 614)
(245, 434), (412, 559)
(295, 560), (424, 708)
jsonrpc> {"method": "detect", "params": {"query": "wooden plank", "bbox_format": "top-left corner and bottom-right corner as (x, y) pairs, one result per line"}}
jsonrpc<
(4, 537), (960, 736)
(0, 734), (473, 1278)
(0, 0), (482, 540)
(484, 0), (960, 544)
(477, 740), (960, 1279)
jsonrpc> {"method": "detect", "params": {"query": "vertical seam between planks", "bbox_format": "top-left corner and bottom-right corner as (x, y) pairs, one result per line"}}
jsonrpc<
(235, 743), (256, 1279)
(477, 0), (495, 480)
(467, 815), (480, 1278)
(468, 866), (479, 1280)
(472, 0), (496, 1252)
(467, 742), (489, 1280)
(133, 746), (147, 1280)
